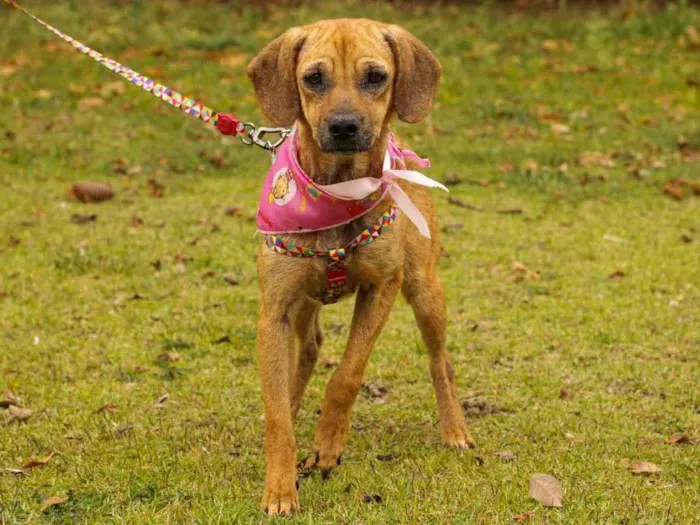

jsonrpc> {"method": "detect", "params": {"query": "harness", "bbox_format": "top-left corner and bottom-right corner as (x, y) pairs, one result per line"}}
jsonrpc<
(264, 205), (398, 304)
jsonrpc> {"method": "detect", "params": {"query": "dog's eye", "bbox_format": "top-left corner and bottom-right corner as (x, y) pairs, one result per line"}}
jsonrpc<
(367, 71), (387, 84)
(304, 72), (323, 87)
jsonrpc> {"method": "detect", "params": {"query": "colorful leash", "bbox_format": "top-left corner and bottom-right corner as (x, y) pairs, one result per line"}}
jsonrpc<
(2, 0), (291, 151)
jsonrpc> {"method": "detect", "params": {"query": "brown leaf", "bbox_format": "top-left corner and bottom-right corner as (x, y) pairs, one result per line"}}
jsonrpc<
(157, 351), (181, 363)
(5, 467), (25, 476)
(224, 206), (243, 217)
(663, 180), (685, 200)
(0, 391), (24, 409)
(513, 511), (535, 523)
(608, 270), (626, 280)
(223, 273), (239, 286)
(78, 97), (107, 110)
(629, 460), (662, 475)
(22, 451), (58, 470)
(96, 403), (118, 414)
(529, 474), (563, 507)
(680, 233), (693, 244)
(70, 214), (97, 224)
(69, 182), (113, 203)
(376, 453), (400, 461)
(510, 261), (540, 282)
(6, 405), (33, 425)
(147, 178), (164, 198)
(154, 393), (169, 408)
(360, 493), (383, 504)
(33, 89), (53, 100)
(213, 335), (232, 345)
(40, 496), (65, 513)
(461, 395), (509, 417)
(666, 433), (690, 445)
(100, 80), (125, 97)
(131, 216), (144, 227)
(361, 382), (389, 403)
(0, 64), (20, 77)
(559, 388), (573, 400)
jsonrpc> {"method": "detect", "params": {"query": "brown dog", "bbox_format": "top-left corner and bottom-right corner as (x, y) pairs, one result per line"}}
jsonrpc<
(247, 18), (474, 515)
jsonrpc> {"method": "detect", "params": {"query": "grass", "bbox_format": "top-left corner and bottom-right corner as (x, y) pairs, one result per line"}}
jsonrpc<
(1, 1), (699, 523)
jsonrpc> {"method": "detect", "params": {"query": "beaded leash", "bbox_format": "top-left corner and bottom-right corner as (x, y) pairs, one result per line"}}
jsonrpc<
(2, 0), (291, 151)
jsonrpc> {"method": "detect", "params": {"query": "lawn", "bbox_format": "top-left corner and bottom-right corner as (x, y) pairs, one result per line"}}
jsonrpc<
(1, 1), (699, 523)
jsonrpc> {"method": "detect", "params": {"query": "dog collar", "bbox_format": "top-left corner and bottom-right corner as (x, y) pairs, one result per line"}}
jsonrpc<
(265, 204), (398, 304)
(256, 132), (447, 238)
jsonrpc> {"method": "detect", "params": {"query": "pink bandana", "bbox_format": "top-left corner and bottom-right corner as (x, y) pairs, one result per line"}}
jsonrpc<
(256, 132), (447, 238)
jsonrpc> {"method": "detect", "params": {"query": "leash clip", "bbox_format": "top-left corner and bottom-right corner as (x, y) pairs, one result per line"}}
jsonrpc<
(239, 123), (292, 152)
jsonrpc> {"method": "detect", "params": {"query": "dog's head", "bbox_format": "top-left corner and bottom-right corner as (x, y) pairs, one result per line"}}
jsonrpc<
(247, 19), (441, 155)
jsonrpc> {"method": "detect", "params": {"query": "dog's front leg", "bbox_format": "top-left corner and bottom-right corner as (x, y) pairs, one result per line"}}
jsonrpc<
(257, 302), (299, 515)
(313, 271), (403, 476)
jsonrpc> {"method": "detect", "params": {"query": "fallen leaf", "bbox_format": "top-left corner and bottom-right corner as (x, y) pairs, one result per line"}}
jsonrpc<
(78, 97), (107, 110)
(608, 270), (626, 280)
(213, 335), (231, 344)
(0, 391), (24, 409)
(681, 233), (693, 244)
(376, 453), (400, 461)
(154, 393), (169, 408)
(70, 214), (97, 224)
(5, 468), (25, 476)
(131, 216), (143, 227)
(663, 180), (685, 200)
(444, 173), (463, 186)
(360, 493), (383, 504)
(40, 496), (65, 513)
(496, 451), (517, 462)
(224, 206), (243, 217)
(361, 382), (389, 403)
(22, 451), (58, 469)
(147, 178), (164, 198)
(529, 473), (563, 507)
(157, 351), (181, 362)
(0, 64), (19, 77)
(510, 261), (540, 282)
(96, 403), (118, 414)
(629, 460), (662, 475)
(461, 395), (509, 417)
(223, 273), (239, 286)
(100, 80), (125, 97)
(513, 511), (535, 523)
(666, 433), (690, 445)
(33, 89), (53, 100)
(559, 388), (573, 400)
(579, 151), (615, 168)
(69, 182), (113, 203)
(6, 405), (33, 424)
(550, 123), (570, 134)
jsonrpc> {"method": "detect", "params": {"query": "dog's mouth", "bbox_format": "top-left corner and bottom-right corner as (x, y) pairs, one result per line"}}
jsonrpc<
(318, 131), (373, 155)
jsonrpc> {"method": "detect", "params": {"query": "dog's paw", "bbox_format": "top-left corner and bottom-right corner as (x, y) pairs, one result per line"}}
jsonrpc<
(441, 424), (476, 450)
(261, 480), (300, 516)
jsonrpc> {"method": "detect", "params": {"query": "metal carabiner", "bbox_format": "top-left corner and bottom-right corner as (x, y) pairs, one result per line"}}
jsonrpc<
(251, 126), (292, 151)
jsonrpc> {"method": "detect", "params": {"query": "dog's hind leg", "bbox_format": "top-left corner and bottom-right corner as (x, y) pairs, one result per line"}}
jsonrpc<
(312, 272), (403, 476)
(402, 259), (475, 450)
(290, 298), (323, 418)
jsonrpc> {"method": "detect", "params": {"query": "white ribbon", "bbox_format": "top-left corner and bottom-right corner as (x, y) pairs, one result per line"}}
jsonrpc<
(317, 152), (448, 238)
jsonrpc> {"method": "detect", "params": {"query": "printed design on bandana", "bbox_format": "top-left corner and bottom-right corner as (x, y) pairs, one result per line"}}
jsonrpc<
(306, 185), (322, 201)
(268, 168), (297, 206)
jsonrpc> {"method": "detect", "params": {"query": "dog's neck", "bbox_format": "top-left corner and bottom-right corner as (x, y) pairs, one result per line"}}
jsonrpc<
(295, 121), (388, 186)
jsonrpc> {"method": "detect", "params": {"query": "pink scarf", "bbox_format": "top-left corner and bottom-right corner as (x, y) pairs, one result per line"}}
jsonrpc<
(256, 132), (447, 238)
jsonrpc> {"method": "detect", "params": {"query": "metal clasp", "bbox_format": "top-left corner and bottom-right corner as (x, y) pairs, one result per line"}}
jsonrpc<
(238, 123), (292, 151)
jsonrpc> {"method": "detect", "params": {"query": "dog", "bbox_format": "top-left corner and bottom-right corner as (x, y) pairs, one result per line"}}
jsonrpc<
(247, 18), (474, 515)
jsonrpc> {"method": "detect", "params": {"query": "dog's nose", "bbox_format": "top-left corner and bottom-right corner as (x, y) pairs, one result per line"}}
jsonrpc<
(328, 114), (360, 141)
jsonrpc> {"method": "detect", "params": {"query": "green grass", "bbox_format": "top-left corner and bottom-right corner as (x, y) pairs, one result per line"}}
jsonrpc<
(1, 1), (699, 523)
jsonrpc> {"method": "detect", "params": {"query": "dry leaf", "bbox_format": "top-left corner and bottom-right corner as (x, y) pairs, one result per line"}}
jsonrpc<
(663, 180), (685, 200)
(0, 391), (24, 408)
(5, 468), (25, 476)
(513, 511), (535, 523)
(100, 80), (125, 97)
(6, 405), (33, 424)
(510, 261), (540, 282)
(78, 97), (107, 110)
(224, 206), (243, 217)
(96, 403), (118, 414)
(70, 214), (97, 224)
(529, 474), (563, 508)
(70, 182), (113, 203)
(666, 433), (690, 445)
(40, 496), (65, 513)
(550, 123), (570, 134)
(361, 382), (389, 403)
(154, 393), (169, 408)
(376, 453), (400, 461)
(157, 351), (181, 362)
(559, 388), (573, 400)
(33, 89), (53, 100)
(608, 270), (626, 280)
(496, 451), (517, 462)
(360, 493), (383, 504)
(147, 178), (164, 198)
(629, 460), (661, 475)
(0, 64), (20, 77)
(22, 451), (58, 470)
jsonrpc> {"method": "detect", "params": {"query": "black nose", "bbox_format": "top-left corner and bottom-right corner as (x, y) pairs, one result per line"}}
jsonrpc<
(328, 114), (360, 141)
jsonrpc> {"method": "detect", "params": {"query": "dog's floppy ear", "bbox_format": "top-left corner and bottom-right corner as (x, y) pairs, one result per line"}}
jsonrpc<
(247, 27), (306, 127)
(383, 25), (442, 123)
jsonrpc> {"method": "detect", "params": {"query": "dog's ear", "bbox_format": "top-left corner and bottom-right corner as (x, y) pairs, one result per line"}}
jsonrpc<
(247, 27), (306, 127)
(383, 25), (442, 123)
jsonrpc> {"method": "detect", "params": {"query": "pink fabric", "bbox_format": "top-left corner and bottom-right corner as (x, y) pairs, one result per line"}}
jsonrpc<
(256, 132), (447, 238)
